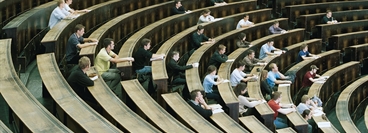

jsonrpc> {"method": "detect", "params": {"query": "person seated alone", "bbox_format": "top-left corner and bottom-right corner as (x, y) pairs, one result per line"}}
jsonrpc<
(296, 44), (320, 63)
(243, 50), (266, 72)
(236, 32), (252, 48)
(259, 39), (284, 60)
(266, 63), (292, 91)
(171, 0), (190, 15)
(234, 83), (264, 117)
(210, 0), (227, 6)
(302, 109), (314, 133)
(301, 65), (323, 93)
(65, 24), (98, 64)
(188, 89), (214, 119)
(261, 70), (272, 100)
(230, 61), (257, 87)
(208, 44), (228, 69)
(296, 95), (318, 114)
(269, 21), (287, 34)
(191, 25), (215, 50)
(236, 14), (254, 29)
(197, 9), (215, 24)
(95, 38), (134, 94)
(321, 10), (339, 24)
(67, 56), (97, 103)
(268, 91), (296, 129)
(203, 65), (225, 105)
(48, 0), (77, 28)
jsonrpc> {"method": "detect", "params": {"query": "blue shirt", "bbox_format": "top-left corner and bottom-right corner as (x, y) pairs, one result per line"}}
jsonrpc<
(66, 33), (84, 62)
(259, 43), (275, 59)
(48, 7), (70, 28)
(266, 71), (280, 89)
(296, 50), (310, 63)
(203, 74), (218, 93)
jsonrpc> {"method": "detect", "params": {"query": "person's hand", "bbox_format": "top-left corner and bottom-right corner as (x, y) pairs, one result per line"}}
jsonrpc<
(199, 97), (206, 104)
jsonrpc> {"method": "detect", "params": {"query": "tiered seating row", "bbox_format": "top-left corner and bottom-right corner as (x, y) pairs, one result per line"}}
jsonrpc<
(37, 53), (121, 132)
(0, 39), (71, 132)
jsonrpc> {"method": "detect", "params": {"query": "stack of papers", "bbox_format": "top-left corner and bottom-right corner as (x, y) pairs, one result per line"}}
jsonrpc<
(226, 59), (235, 62)
(317, 122), (331, 128)
(279, 84), (290, 87)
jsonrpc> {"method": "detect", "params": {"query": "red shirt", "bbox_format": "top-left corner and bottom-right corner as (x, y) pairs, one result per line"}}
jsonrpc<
(268, 99), (280, 120)
(301, 71), (316, 88)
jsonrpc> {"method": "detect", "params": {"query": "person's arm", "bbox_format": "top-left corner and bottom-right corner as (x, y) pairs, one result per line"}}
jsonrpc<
(172, 7), (185, 14)
(169, 59), (193, 71)
(74, 70), (94, 86)
(269, 26), (281, 34)
(83, 38), (98, 42)
(243, 57), (257, 68)
(212, 53), (228, 63)
(76, 42), (97, 48)
(277, 107), (296, 115)
(206, 75), (224, 85)
(151, 53), (165, 60)
(241, 77), (254, 82)
(278, 72), (288, 79)
(199, 15), (210, 23)
(110, 57), (134, 63)
(274, 80), (292, 84)
(239, 96), (262, 108)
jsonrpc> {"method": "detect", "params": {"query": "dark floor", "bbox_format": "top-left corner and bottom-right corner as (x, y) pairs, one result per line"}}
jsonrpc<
(0, 60), (367, 132)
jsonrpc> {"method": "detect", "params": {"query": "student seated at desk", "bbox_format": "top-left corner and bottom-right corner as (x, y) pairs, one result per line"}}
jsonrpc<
(208, 44), (228, 69)
(269, 21), (287, 34)
(321, 10), (339, 24)
(259, 39), (284, 60)
(191, 25), (215, 50)
(236, 33), (252, 48)
(203, 65), (226, 106)
(234, 83), (264, 117)
(268, 91), (296, 129)
(95, 38), (134, 94)
(197, 9), (215, 24)
(261, 70), (273, 100)
(67, 56), (97, 103)
(302, 109), (317, 133)
(230, 61), (257, 87)
(188, 89), (214, 119)
(48, 0), (78, 28)
(236, 14), (254, 29)
(171, 0), (190, 15)
(210, 0), (227, 6)
(243, 50), (266, 72)
(296, 44), (320, 63)
(266, 63), (292, 91)
(296, 95), (318, 114)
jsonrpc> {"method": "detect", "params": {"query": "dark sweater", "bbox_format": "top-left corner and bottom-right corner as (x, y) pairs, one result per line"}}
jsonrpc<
(167, 58), (193, 79)
(209, 51), (228, 69)
(187, 100), (212, 119)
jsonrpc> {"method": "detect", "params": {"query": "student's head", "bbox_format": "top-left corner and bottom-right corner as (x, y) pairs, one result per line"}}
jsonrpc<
(57, 0), (65, 8)
(78, 56), (91, 70)
(269, 63), (278, 72)
(202, 9), (211, 16)
(267, 39), (274, 46)
(141, 38), (151, 50)
(300, 44), (308, 51)
(239, 32), (246, 40)
(302, 109), (312, 120)
(206, 65), (217, 75)
(310, 65), (319, 74)
(103, 38), (114, 49)
(301, 95), (311, 104)
(197, 25), (204, 34)
(236, 61), (246, 70)
(247, 50), (255, 58)
(75, 24), (85, 36)
(326, 10), (332, 18)
(190, 89), (203, 101)
(261, 70), (268, 80)
(174, 0), (182, 7)
(218, 44), (226, 54)
(273, 21), (279, 27)
(171, 51), (180, 61)
(65, 0), (73, 5)
(234, 83), (247, 96)
(243, 14), (249, 21)
(272, 91), (282, 101)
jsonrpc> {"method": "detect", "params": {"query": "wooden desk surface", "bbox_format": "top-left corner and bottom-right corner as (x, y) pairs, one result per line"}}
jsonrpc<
(210, 112), (249, 133)
(0, 120), (11, 133)
(161, 93), (222, 133)
(239, 116), (272, 133)
(121, 80), (193, 133)
(37, 53), (121, 132)
(87, 68), (160, 133)
(276, 127), (297, 133)
(0, 39), (71, 132)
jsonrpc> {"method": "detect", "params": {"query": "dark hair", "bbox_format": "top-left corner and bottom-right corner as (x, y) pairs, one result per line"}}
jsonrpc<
(236, 61), (246, 68)
(247, 50), (255, 56)
(174, 0), (181, 4)
(302, 109), (311, 119)
(273, 21), (279, 25)
(197, 25), (204, 31)
(171, 51), (179, 58)
(268, 39), (274, 43)
(272, 91), (282, 100)
(238, 32), (246, 40)
(141, 38), (151, 47)
(233, 83), (247, 96)
(261, 70), (268, 80)
(103, 38), (114, 48)
(326, 10), (332, 14)
(244, 14), (249, 18)
(190, 89), (201, 100)
(204, 65), (217, 78)
(75, 24), (85, 32)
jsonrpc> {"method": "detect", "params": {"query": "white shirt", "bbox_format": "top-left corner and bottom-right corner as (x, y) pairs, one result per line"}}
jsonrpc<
(198, 15), (215, 24)
(230, 69), (246, 87)
(48, 6), (70, 28)
(236, 19), (252, 29)
(64, 4), (72, 12)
